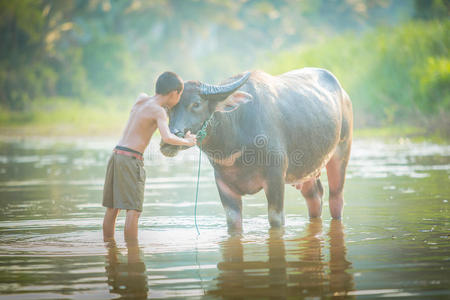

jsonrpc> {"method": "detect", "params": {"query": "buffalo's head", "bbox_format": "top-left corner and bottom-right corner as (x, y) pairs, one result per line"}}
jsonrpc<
(160, 72), (252, 157)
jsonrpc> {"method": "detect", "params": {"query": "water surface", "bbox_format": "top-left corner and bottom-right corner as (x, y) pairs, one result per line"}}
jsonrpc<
(0, 137), (449, 299)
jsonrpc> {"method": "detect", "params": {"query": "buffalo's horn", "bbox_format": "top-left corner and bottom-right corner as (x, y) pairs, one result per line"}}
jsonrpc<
(200, 72), (251, 97)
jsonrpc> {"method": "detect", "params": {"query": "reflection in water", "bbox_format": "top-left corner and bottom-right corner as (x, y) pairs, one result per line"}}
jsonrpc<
(104, 240), (148, 299)
(328, 220), (353, 296)
(210, 219), (354, 299)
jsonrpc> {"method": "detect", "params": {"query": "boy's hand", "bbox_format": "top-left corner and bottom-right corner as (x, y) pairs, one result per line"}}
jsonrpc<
(184, 131), (197, 146)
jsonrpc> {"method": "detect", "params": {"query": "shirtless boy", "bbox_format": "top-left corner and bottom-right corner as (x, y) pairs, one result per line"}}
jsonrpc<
(102, 71), (197, 242)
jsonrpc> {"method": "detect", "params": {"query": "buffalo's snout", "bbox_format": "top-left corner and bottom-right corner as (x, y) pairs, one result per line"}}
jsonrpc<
(160, 126), (193, 157)
(160, 142), (180, 157)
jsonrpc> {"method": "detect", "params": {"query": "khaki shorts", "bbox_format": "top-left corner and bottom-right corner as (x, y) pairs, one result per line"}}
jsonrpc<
(102, 152), (146, 211)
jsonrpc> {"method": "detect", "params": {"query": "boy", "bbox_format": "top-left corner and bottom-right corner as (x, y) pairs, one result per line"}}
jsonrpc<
(102, 71), (197, 242)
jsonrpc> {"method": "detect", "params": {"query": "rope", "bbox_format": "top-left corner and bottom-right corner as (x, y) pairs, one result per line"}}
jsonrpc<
(193, 115), (213, 235)
(194, 144), (202, 235)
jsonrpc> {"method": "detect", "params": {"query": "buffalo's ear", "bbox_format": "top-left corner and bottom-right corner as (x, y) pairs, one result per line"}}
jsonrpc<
(214, 91), (253, 113)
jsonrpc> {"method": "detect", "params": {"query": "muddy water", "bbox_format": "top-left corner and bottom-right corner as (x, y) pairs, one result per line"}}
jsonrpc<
(0, 137), (448, 299)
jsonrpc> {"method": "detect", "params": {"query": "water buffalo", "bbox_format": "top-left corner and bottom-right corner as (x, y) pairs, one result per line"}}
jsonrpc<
(161, 68), (353, 232)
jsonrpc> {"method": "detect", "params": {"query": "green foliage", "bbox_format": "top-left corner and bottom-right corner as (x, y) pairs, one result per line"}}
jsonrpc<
(414, 0), (450, 20)
(82, 35), (135, 96)
(415, 57), (450, 113)
(1, 0), (448, 138)
(0, 0), (416, 111)
(268, 20), (450, 127)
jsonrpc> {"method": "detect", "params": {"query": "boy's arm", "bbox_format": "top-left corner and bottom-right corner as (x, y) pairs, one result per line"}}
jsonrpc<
(156, 110), (196, 146)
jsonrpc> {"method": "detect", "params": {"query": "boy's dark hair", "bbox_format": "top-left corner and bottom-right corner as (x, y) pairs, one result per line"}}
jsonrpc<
(155, 71), (183, 95)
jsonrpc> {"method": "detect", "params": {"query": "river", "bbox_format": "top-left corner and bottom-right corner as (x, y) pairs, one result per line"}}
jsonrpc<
(0, 137), (448, 299)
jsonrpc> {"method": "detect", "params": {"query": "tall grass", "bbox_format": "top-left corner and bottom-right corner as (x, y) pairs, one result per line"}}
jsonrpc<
(267, 20), (449, 134)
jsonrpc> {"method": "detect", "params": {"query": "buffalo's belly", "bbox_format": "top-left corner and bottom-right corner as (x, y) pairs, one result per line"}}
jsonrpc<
(214, 165), (265, 195)
(284, 132), (338, 184)
(285, 148), (334, 185)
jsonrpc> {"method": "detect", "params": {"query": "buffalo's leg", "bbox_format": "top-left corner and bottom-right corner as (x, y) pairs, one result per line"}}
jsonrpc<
(264, 169), (286, 228)
(300, 178), (324, 218)
(215, 174), (243, 234)
(326, 139), (352, 219)
(326, 89), (353, 219)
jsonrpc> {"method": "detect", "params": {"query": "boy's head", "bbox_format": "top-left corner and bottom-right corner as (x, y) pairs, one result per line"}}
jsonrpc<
(155, 71), (184, 108)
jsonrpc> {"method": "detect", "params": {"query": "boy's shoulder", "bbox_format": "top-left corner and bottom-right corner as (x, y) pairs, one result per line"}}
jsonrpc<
(136, 92), (151, 102)
(143, 100), (167, 120)
(133, 93), (168, 120)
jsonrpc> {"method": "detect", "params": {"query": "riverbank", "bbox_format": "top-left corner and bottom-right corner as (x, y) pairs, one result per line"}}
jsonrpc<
(0, 98), (129, 138)
(0, 97), (447, 143)
(0, 120), (446, 144)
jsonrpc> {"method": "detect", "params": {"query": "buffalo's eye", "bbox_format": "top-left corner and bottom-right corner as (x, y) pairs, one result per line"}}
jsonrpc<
(192, 102), (200, 109)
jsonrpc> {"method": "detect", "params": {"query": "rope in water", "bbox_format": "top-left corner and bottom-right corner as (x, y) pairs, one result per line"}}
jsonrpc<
(194, 146), (202, 235)
(193, 115), (213, 235)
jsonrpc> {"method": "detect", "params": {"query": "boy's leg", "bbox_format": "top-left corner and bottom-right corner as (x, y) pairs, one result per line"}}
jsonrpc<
(124, 209), (141, 242)
(103, 207), (121, 242)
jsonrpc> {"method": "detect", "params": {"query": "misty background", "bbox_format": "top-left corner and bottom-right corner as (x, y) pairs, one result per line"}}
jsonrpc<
(0, 0), (448, 136)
